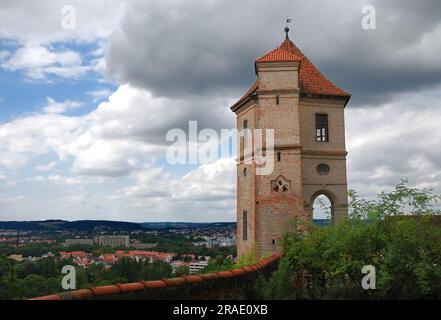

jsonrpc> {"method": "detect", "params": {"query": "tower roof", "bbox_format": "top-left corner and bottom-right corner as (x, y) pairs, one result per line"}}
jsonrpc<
(231, 36), (350, 110)
(278, 38), (350, 98)
(255, 47), (301, 63)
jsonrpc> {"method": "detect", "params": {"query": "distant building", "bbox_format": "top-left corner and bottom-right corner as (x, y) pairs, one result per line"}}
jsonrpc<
(64, 238), (94, 246)
(8, 254), (23, 262)
(189, 260), (209, 274)
(114, 250), (175, 263)
(59, 251), (88, 259)
(131, 242), (157, 249)
(98, 235), (130, 248)
(59, 251), (92, 267)
(192, 241), (207, 247)
(98, 253), (119, 268)
(41, 252), (55, 258)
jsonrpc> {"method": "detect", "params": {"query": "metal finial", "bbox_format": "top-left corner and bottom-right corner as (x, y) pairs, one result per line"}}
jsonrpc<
(285, 18), (292, 39)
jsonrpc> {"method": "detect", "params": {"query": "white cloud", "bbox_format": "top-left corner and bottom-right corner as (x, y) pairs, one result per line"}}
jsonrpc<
(87, 88), (112, 102)
(347, 86), (441, 198)
(47, 175), (82, 185)
(0, 195), (26, 204)
(179, 157), (236, 201)
(0, 112), (83, 169)
(67, 84), (180, 176)
(42, 97), (82, 114)
(0, 0), (125, 43)
(0, 50), (10, 60)
(119, 157), (236, 221)
(35, 161), (58, 172)
(27, 174), (107, 187)
(0, 84), (237, 220)
(71, 139), (159, 177)
(0, 84), (185, 176)
(2, 44), (89, 80)
(124, 157), (236, 201)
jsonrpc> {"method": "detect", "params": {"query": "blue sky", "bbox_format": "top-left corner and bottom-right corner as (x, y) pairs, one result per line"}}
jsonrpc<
(1, 0), (441, 222)
(0, 41), (114, 120)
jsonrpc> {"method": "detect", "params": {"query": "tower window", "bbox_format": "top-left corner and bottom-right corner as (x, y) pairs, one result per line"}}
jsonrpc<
(276, 95), (280, 105)
(277, 152), (281, 162)
(243, 210), (248, 241)
(243, 119), (248, 147)
(316, 113), (329, 142)
(272, 239), (276, 245)
(243, 167), (247, 177)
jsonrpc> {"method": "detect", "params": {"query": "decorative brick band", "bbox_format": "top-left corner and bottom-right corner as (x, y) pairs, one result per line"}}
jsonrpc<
(29, 254), (281, 300)
(302, 149), (348, 157)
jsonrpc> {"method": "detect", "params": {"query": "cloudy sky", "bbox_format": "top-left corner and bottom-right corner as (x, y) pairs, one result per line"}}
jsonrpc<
(0, 0), (440, 222)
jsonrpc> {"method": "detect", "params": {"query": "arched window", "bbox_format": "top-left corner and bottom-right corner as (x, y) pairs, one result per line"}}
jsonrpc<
(243, 167), (247, 177)
(312, 194), (332, 226)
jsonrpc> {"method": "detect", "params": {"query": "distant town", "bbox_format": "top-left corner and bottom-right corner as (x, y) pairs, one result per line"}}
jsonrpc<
(0, 220), (236, 290)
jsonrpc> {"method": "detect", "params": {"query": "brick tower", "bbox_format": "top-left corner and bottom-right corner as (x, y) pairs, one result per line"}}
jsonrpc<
(231, 27), (351, 259)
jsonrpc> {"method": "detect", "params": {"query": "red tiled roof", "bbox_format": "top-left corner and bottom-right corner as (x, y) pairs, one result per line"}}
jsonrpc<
(231, 80), (259, 109)
(60, 251), (87, 257)
(232, 37), (350, 109)
(278, 38), (350, 98)
(100, 254), (118, 263)
(255, 47), (301, 63)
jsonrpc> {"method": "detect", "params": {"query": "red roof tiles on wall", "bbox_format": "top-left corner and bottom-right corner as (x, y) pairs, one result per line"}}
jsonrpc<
(215, 271), (234, 278)
(30, 294), (62, 301)
(90, 285), (121, 296)
(117, 282), (145, 293)
(142, 280), (168, 289)
(183, 275), (204, 284)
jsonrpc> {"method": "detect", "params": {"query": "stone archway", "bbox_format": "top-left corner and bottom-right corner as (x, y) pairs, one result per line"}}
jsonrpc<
(309, 190), (338, 224)
(311, 193), (333, 226)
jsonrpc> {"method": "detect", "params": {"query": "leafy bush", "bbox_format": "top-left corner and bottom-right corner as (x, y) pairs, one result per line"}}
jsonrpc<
(201, 245), (257, 274)
(257, 180), (441, 299)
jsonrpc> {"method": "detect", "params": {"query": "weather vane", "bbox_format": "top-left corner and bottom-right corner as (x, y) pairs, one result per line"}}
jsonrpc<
(285, 17), (292, 39)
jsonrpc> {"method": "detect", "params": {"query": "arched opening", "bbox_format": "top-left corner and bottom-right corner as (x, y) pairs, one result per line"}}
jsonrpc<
(312, 194), (332, 226)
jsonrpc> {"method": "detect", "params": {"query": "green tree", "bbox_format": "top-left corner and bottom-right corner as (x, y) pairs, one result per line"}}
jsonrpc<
(201, 256), (234, 273)
(173, 265), (189, 277)
(0, 256), (17, 299)
(16, 274), (61, 299)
